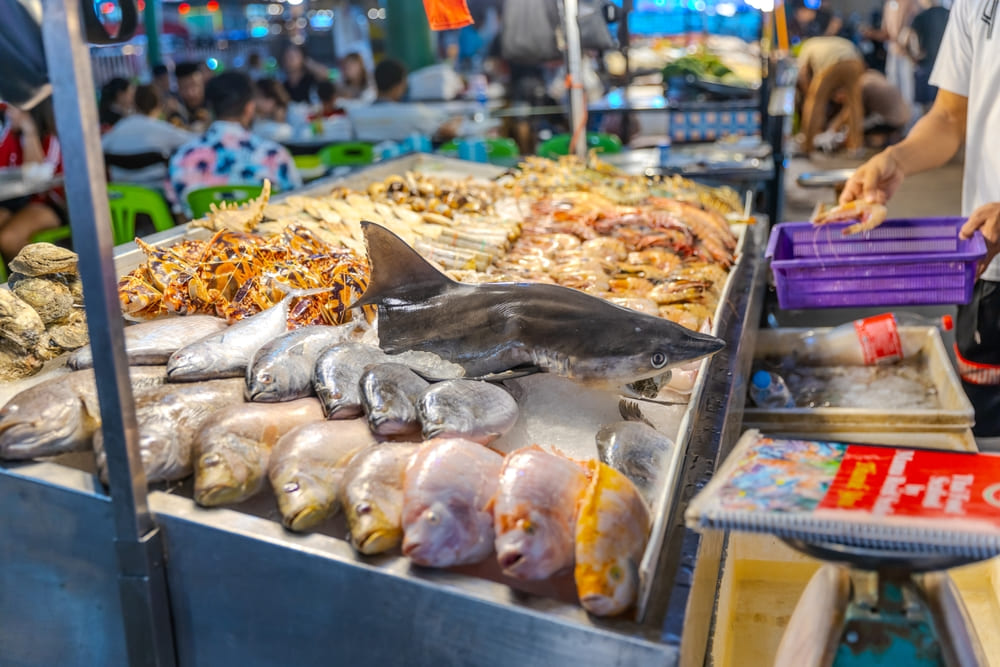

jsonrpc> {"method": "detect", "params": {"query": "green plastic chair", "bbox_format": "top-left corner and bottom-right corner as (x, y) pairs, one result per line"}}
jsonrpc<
(28, 183), (176, 249)
(318, 142), (374, 167)
(187, 184), (264, 220)
(293, 154), (323, 171)
(438, 137), (519, 163)
(536, 132), (623, 159)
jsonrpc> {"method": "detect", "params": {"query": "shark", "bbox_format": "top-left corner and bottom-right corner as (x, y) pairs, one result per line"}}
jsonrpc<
(352, 222), (725, 388)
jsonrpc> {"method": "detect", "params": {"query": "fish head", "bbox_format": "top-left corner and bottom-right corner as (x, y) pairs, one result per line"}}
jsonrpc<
(346, 497), (402, 554)
(245, 362), (290, 403)
(576, 556), (641, 617)
(419, 401), (476, 442)
(569, 315), (724, 385)
(136, 425), (186, 483)
(166, 347), (214, 380)
(0, 393), (86, 459)
(401, 499), (468, 567)
(194, 434), (258, 506)
(274, 468), (339, 532)
(495, 510), (572, 580)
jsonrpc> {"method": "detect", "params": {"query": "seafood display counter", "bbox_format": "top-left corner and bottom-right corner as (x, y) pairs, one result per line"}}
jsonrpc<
(0, 155), (769, 666)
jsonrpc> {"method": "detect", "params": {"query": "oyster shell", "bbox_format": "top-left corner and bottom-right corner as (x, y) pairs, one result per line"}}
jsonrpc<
(46, 310), (89, 351)
(13, 278), (74, 325)
(68, 278), (84, 305)
(9, 243), (79, 277)
(0, 289), (46, 350)
(0, 339), (44, 381)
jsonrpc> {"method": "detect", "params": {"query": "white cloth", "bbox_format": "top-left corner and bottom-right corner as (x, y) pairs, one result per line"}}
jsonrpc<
(930, 0), (1000, 279)
(347, 102), (449, 143)
(101, 115), (195, 190)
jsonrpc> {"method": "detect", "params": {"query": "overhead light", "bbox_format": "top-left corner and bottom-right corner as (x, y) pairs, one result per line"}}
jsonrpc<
(178, 2), (191, 15)
(367, 8), (378, 19)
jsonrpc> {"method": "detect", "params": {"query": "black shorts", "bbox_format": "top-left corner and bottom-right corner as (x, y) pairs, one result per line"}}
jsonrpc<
(956, 279), (1000, 437)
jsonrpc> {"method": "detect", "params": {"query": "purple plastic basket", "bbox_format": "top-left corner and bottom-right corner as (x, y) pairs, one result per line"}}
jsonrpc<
(765, 217), (986, 309)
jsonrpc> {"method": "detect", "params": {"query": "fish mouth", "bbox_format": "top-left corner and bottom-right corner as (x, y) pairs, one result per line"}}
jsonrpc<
(579, 593), (624, 617)
(245, 386), (279, 403)
(284, 504), (329, 532)
(0, 419), (73, 459)
(194, 456), (243, 507)
(421, 424), (446, 440)
(357, 528), (402, 555)
(497, 549), (525, 574)
(368, 415), (418, 436)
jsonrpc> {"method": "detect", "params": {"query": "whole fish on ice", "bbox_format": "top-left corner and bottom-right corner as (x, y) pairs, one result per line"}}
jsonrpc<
(269, 419), (377, 531)
(596, 401), (674, 505)
(193, 397), (324, 506)
(93, 378), (246, 484)
(417, 379), (518, 444)
(401, 438), (502, 568)
(494, 446), (589, 580)
(360, 363), (429, 436)
(246, 322), (368, 402)
(353, 222), (725, 387)
(0, 367), (167, 459)
(168, 289), (324, 381)
(340, 441), (419, 554)
(68, 315), (229, 369)
(574, 460), (651, 617)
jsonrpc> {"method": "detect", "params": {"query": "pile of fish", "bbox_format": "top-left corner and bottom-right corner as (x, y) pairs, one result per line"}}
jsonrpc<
(0, 243), (88, 381)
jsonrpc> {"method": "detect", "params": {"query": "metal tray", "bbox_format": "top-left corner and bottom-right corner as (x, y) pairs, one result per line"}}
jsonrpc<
(744, 326), (975, 432)
(0, 154), (767, 665)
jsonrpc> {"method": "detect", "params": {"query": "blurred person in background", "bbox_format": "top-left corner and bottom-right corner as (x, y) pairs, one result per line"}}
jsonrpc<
(152, 64), (172, 100)
(280, 43), (329, 104)
(909, 0), (950, 113)
(168, 62), (210, 132)
(314, 80), (345, 118)
(347, 59), (461, 143)
(252, 78), (294, 141)
(337, 52), (372, 101)
(101, 84), (195, 192)
(246, 52), (267, 81)
(98, 77), (135, 131)
(168, 71), (301, 217)
(790, 0), (844, 42)
(865, 0), (919, 118)
(0, 98), (65, 260)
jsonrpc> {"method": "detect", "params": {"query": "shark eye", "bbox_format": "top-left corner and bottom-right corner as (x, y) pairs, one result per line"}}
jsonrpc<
(651, 352), (668, 369)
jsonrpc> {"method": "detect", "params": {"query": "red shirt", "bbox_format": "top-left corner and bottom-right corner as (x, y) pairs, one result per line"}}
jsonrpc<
(0, 125), (65, 206)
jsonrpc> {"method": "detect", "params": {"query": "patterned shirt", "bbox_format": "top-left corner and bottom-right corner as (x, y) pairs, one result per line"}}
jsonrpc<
(168, 120), (302, 216)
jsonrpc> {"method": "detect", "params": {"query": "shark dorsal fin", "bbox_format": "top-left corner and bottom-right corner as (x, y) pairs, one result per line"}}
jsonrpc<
(354, 221), (454, 307)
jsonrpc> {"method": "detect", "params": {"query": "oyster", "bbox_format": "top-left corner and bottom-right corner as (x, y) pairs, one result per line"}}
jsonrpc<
(9, 243), (79, 277)
(13, 278), (74, 325)
(46, 310), (89, 351)
(0, 289), (45, 350)
(68, 278), (84, 305)
(0, 340), (44, 381)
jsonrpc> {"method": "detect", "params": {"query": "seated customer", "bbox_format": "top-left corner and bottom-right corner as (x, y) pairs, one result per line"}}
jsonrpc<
(348, 59), (461, 143)
(252, 78), (294, 141)
(167, 62), (211, 132)
(168, 72), (302, 218)
(102, 84), (195, 191)
(314, 80), (345, 118)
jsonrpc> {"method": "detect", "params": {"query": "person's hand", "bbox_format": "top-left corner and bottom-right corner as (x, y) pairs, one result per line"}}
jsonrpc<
(5, 107), (36, 136)
(960, 202), (1000, 277)
(839, 148), (905, 205)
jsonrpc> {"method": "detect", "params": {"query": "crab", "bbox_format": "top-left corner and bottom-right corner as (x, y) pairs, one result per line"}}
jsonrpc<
(811, 200), (889, 235)
(190, 179), (272, 232)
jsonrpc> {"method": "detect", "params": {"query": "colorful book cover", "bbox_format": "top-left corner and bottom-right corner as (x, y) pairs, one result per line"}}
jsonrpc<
(686, 430), (1000, 558)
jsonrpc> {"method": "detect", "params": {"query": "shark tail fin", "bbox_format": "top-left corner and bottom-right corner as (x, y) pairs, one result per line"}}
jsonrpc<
(353, 221), (454, 309)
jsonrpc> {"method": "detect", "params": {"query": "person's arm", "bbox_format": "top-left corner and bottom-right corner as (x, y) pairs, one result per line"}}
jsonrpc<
(840, 88), (967, 204)
(8, 108), (44, 164)
(304, 58), (330, 84)
(824, 15), (844, 36)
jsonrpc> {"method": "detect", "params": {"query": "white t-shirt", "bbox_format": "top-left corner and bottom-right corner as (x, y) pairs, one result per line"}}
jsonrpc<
(930, 0), (1000, 279)
(101, 115), (195, 191)
(347, 101), (450, 143)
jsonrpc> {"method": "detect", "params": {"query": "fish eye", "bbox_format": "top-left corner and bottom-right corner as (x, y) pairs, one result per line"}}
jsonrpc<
(258, 372), (272, 385)
(356, 502), (371, 515)
(283, 481), (300, 493)
(651, 352), (668, 369)
(202, 453), (222, 467)
(425, 510), (439, 524)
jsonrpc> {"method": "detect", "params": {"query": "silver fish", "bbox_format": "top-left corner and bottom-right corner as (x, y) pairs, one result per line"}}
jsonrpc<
(314, 343), (389, 419)
(246, 322), (366, 402)
(93, 378), (246, 484)
(68, 315), (229, 370)
(0, 367), (168, 459)
(595, 402), (674, 505)
(269, 419), (377, 532)
(194, 397), (325, 506)
(417, 380), (518, 444)
(167, 290), (321, 381)
(360, 363), (429, 436)
(353, 222), (725, 387)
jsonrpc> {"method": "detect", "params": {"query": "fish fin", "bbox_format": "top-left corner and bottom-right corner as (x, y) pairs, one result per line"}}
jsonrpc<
(468, 365), (542, 382)
(353, 222), (456, 309)
(618, 399), (656, 428)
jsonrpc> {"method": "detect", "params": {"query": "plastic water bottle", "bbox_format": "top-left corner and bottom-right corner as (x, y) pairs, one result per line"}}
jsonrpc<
(749, 370), (796, 408)
(799, 313), (954, 366)
(470, 73), (489, 124)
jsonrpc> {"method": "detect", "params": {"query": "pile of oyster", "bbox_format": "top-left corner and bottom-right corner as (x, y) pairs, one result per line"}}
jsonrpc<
(0, 243), (87, 381)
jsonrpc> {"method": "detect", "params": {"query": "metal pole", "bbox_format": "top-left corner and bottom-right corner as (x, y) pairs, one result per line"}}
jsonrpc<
(563, 0), (587, 158)
(144, 0), (163, 69)
(40, 2), (176, 665)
